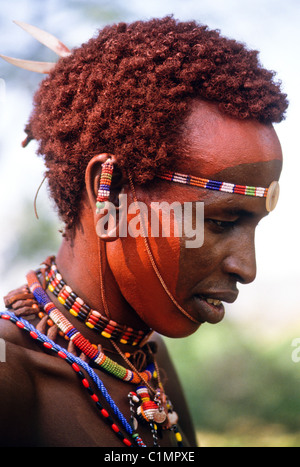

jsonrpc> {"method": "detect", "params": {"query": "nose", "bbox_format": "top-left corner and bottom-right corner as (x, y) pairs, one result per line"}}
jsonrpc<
(222, 229), (257, 285)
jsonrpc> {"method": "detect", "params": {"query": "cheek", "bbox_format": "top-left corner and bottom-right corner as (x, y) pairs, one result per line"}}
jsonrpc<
(106, 214), (181, 326)
(176, 226), (223, 294)
(147, 208), (181, 294)
(148, 231), (181, 293)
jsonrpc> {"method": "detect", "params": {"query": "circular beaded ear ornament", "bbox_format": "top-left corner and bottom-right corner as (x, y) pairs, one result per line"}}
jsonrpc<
(266, 181), (280, 212)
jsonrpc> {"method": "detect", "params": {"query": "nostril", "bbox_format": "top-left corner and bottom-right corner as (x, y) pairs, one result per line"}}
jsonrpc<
(223, 255), (257, 285)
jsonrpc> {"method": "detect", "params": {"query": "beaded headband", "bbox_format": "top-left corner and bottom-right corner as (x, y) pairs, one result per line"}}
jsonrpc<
(1, 23), (280, 214)
(157, 170), (280, 212)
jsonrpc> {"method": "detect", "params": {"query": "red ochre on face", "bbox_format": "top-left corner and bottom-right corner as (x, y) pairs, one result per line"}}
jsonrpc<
(179, 100), (282, 177)
(107, 101), (283, 338)
(106, 190), (185, 335)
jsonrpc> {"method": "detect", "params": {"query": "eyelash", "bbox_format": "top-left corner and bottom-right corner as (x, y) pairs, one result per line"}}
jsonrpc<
(206, 219), (237, 232)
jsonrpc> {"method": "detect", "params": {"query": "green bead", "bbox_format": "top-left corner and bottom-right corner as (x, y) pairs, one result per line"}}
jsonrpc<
(98, 202), (105, 208)
(96, 201), (105, 213)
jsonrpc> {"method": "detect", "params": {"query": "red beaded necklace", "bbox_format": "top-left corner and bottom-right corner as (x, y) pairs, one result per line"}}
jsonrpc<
(3, 263), (183, 447)
(45, 260), (151, 347)
(26, 269), (157, 386)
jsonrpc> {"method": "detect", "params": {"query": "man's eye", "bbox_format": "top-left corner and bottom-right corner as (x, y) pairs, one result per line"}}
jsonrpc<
(206, 219), (236, 231)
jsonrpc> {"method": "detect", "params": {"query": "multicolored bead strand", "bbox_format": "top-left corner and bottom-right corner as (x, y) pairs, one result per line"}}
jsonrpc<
(26, 270), (154, 385)
(2, 290), (184, 447)
(136, 385), (165, 424)
(158, 170), (269, 198)
(0, 310), (146, 447)
(6, 262), (184, 447)
(46, 262), (148, 347)
(127, 384), (183, 448)
(96, 158), (114, 213)
(0, 309), (183, 447)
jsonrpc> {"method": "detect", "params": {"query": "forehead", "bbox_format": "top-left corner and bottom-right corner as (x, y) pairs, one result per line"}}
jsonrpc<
(178, 100), (283, 180)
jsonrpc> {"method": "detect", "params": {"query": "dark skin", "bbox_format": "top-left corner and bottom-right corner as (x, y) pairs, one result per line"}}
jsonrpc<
(0, 101), (282, 446)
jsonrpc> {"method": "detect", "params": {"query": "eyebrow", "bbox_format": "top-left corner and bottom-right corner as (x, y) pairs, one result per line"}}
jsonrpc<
(205, 205), (268, 222)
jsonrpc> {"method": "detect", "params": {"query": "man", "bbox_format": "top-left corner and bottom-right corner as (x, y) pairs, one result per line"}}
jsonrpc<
(0, 16), (287, 447)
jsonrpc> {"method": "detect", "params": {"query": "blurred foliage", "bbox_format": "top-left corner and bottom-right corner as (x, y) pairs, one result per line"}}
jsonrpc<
(164, 321), (300, 446)
(197, 424), (300, 447)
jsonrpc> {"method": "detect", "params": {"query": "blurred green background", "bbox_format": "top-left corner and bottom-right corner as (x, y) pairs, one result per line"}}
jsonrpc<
(1, 0), (299, 447)
(165, 323), (300, 447)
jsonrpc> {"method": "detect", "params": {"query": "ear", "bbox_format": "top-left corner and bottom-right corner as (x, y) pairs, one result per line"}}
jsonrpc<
(85, 153), (125, 242)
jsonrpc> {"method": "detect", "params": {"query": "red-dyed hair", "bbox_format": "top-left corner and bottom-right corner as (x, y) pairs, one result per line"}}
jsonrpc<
(25, 16), (288, 233)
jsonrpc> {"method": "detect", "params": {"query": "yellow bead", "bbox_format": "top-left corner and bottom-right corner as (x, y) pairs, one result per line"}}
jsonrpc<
(86, 322), (94, 329)
(101, 331), (111, 339)
(48, 284), (54, 292)
(69, 309), (78, 317)
(175, 432), (182, 442)
(58, 296), (65, 304)
(120, 339), (127, 344)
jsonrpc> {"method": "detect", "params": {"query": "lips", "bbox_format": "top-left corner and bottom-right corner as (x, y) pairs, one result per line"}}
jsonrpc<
(190, 290), (238, 324)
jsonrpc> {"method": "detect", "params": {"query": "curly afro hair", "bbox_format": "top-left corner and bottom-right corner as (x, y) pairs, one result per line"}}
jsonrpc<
(25, 15), (288, 233)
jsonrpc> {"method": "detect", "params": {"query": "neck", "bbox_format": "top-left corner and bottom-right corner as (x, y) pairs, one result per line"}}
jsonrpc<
(54, 227), (150, 350)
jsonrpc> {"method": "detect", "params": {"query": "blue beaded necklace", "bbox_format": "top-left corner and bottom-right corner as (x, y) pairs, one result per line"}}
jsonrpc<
(0, 310), (184, 447)
(0, 310), (146, 447)
(2, 266), (185, 448)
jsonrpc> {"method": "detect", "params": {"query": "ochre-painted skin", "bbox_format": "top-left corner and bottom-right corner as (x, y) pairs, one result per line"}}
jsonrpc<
(0, 100), (283, 447)
(106, 187), (183, 332)
(106, 101), (282, 337)
(179, 100), (282, 175)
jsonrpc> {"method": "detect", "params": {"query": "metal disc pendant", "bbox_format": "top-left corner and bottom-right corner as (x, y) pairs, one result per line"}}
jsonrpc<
(154, 409), (167, 424)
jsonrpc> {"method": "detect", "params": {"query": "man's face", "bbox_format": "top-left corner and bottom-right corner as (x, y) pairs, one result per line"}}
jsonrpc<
(106, 101), (282, 338)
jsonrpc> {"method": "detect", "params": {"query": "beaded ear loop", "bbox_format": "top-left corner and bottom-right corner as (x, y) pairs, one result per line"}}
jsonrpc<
(96, 158), (114, 214)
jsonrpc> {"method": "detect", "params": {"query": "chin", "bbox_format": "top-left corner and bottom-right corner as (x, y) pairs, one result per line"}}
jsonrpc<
(150, 318), (202, 339)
